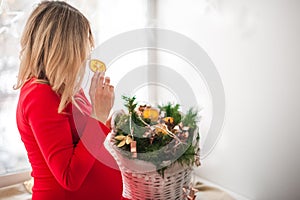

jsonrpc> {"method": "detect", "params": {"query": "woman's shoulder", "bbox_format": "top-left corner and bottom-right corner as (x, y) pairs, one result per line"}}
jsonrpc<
(20, 77), (60, 105)
(22, 77), (53, 92)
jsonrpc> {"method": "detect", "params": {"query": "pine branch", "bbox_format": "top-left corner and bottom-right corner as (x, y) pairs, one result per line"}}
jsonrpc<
(122, 95), (137, 113)
(158, 103), (182, 125)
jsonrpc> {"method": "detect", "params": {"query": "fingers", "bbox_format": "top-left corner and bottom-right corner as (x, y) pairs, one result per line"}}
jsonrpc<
(110, 85), (115, 105)
(89, 71), (115, 123)
(89, 71), (114, 97)
(90, 72), (98, 91)
(104, 77), (110, 85)
(108, 84), (114, 91)
(96, 72), (112, 89)
(89, 71), (100, 102)
(98, 72), (105, 87)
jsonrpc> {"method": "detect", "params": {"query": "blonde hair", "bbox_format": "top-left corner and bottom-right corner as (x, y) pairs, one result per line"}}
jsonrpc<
(14, 1), (94, 113)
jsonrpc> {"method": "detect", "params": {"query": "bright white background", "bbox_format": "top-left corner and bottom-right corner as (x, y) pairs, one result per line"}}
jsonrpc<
(0, 0), (299, 199)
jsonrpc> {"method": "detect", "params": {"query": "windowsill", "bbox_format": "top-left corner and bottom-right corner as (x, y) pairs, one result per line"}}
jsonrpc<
(0, 171), (31, 188)
(0, 183), (31, 200)
(0, 172), (250, 200)
(193, 174), (250, 200)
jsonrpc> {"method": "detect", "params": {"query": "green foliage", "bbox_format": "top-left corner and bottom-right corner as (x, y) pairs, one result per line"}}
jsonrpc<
(176, 144), (197, 166)
(182, 108), (198, 130)
(114, 96), (201, 177)
(122, 95), (145, 127)
(182, 108), (200, 144)
(122, 95), (137, 113)
(158, 103), (182, 125)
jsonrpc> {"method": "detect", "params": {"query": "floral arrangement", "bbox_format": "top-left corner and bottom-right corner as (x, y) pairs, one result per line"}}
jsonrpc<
(111, 96), (201, 176)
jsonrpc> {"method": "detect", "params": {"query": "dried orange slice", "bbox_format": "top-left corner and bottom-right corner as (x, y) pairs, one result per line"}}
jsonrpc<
(89, 59), (106, 73)
(142, 108), (159, 121)
(163, 117), (174, 124)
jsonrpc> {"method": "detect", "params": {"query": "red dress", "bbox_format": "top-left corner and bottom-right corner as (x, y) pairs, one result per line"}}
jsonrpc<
(16, 78), (128, 200)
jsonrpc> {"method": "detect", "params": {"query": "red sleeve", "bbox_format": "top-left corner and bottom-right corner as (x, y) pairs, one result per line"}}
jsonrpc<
(24, 84), (109, 191)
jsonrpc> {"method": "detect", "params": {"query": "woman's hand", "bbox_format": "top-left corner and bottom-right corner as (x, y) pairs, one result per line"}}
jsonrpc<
(89, 72), (115, 124)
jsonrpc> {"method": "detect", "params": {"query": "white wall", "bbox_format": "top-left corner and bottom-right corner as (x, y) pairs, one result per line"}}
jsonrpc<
(157, 0), (300, 199)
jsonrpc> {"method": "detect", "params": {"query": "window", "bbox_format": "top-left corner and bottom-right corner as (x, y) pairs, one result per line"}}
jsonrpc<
(0, 0), (147, 185)
(0, 0), (29, 175)
(0, 0), (217, 185)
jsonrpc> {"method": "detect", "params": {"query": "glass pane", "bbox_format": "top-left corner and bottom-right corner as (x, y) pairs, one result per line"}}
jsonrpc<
(0, 0), (30, 174)
(157, 0), (226, 157)
(0, 0), (147, 176)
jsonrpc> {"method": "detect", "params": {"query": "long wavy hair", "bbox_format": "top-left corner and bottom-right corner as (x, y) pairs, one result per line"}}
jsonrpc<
(14, 1), (94, 113)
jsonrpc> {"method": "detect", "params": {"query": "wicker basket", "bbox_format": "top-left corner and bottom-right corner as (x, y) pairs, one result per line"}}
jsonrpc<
(104, 132), (192, 200)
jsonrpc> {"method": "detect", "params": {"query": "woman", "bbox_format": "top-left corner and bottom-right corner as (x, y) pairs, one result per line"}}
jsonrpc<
(14, 1), (125, 199)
